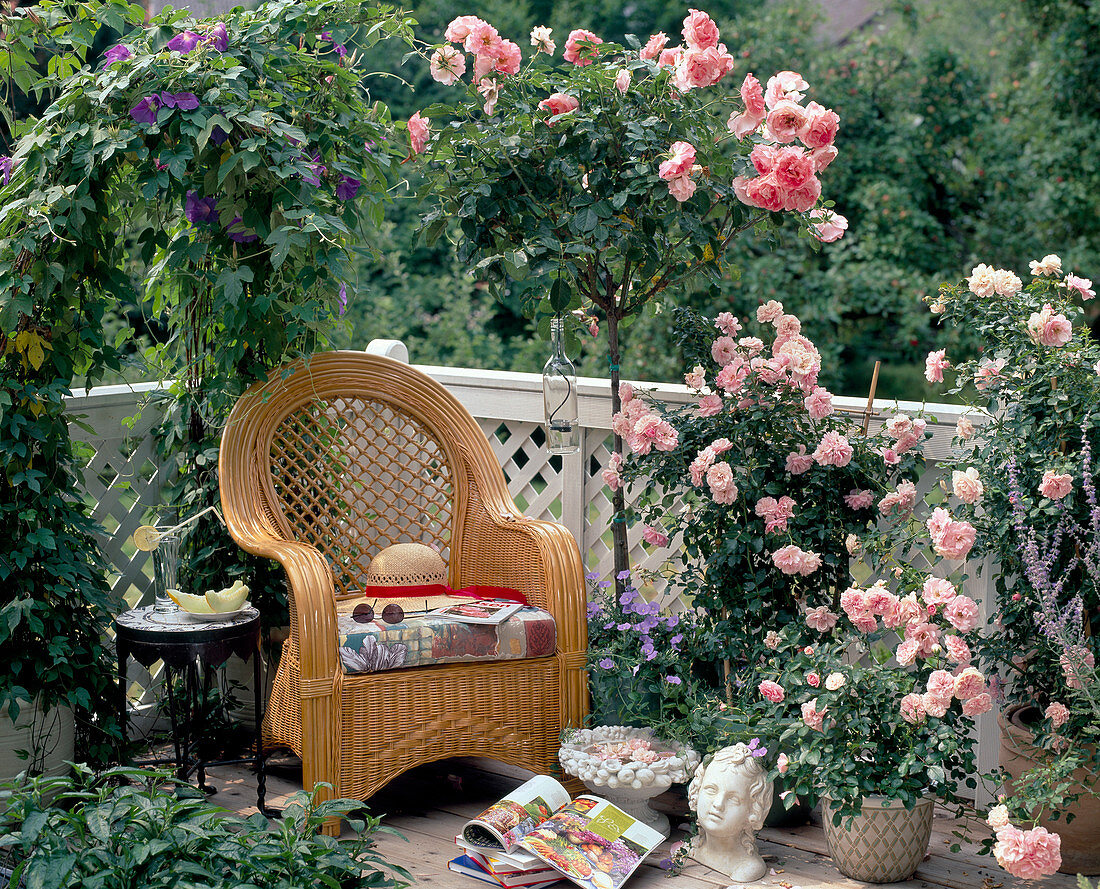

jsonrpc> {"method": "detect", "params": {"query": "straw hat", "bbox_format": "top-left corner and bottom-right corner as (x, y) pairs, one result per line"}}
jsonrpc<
(365, 543), (447, 587)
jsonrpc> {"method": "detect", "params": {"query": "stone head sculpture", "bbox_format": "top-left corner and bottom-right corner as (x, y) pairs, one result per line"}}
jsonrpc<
(687, 743), (773, 881)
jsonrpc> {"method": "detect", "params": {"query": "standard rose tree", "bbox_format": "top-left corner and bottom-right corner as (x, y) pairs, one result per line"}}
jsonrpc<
(410, 9), (846, 586)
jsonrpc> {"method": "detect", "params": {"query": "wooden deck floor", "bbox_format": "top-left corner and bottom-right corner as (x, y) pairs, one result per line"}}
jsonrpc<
(202, 757), (1074, 889)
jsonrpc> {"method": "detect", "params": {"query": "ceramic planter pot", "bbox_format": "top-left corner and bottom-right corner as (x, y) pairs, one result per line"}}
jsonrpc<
(1000, 705), (1100, 875)
(821, 795), (934, 883)
(0, 699), (74, 785)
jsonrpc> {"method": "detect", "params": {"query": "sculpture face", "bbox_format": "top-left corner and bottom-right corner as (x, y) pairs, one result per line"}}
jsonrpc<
(696, 763), (756, 837)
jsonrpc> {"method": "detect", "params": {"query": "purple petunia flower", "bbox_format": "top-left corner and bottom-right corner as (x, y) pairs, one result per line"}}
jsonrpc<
(166, 30), (201, 54)
(103, 44), (132, 69)
(585, 571), (600, 582)
(335, 176), (360, 201)
(227, 216), (258, 243)
(338, 282), (347, 315)
(159, 91), (200, 111)
(669, 633), (683, 647)
(130, 96), (160, 125)
(616, 570), (631, 581)
(598, 658), (614, 670)
(185, 190), (218, 225)
(665, 675), (682, 685)
(208, 22), (228, 52)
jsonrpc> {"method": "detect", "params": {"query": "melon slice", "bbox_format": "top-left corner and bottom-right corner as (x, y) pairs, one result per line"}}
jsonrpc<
(205, 581), (249, 613)
(168, 590), (215, 613)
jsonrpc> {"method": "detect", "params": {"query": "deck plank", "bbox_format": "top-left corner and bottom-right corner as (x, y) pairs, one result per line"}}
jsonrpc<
(202, 760), (1078, 889)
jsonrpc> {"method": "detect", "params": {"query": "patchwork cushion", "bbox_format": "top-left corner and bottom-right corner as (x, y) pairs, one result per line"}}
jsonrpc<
(337, 602), (557, 675)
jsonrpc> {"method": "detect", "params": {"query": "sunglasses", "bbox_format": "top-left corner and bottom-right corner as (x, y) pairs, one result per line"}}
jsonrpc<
(352, 602), (405, 624)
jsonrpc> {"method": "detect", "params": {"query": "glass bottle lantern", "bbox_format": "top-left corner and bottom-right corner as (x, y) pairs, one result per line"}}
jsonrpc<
(543, 316), (580, 455)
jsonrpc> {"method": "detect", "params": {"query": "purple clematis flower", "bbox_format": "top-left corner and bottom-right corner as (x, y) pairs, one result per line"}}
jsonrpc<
(159, 91), (200, 111)
(301, 152), (326, 187)
(103, 44), (132, 68)
(185, 190), (218, 225)
(338, 282), (347, 315)
(335, 176), (360, 201)
(208, 22), (228, 52)
(227, 216), (258, 243)
(166, 30), (201, 54)
(130, 96), (160, 125)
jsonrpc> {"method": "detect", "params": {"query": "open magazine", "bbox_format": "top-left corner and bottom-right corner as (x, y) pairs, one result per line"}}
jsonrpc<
(458, 775), (663, 889)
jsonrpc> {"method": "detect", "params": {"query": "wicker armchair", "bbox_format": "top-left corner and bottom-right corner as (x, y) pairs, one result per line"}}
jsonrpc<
(219, 351), (588, 832)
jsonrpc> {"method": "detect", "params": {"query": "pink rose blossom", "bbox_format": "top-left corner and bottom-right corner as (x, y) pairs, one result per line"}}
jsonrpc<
(922, 691), (950, 719)
(764, 630), (781, 650)
(966, 263), (998, 297)
(639, 32), (668, 60)
(810, 209), (847, 243)
(478, 77), (500, 114)
(987, 805), (1011, 831)
(429, 45), (467, 85)
(925, 348), (950, 383)
(667, 174), (696, 202)
(614, 69), (631, 93)
(800, 698), (825, 732)
(944, 635), (971, 665)
(865, 585), (899, 618)
(804, 386), (834, 419)
(672, 44), (733, 91)
(642, 525), (670, 547)
(1045, 702), (1069, 727)
(492, 39), (522, 75)
(975, 357), (1006, 391)
(619, 382), (634, 404)
(811, 144), (838, 171)
(728, 110), (763, 139)
(689, 447), (715, 486)
(952, 666), (986, 701)
(407, 112), (430, 155)
(963, 692), (993, 717)
(992, 268), (1022, 296)
(464, 20), (502, 56)
(773, 146), (815, 191)
(445, 15), (484, 43)
(776, 752), (790, 773)
(900, 693), (926, 724)
(711, 335), (738, 365)
(824, 671), (846, 691)
(1039, 470), (1072, 500)
(765, 70), (808, 108)
(895, 639), (919, 666)
(993, 825), (1062, 880)
(840, 586), (868, 619)
(659, 141), (696, 180)
(926, 508), (977, 560)
(681, 8), (719, 49)
(844, 489), (873, 509)
(711, 438), (733, 454)
(530, 25), (555, 54)
(539, 92), (579, 118)
(783, 174), (821, 213)
(956, 416), (976, 440)
(758, 679), (785, 703)
(922, 576), (958, 607)
(945, 596), (980, 633)
(785, 445), (813, 475)
(952, 467), (984, 504)
(740, 73), (766, 117)
(907, 621), (941, 656)
(563, 28), (602, 66)
(878, 480), (918, 516)
(766, 100), (810, 144)
(812, 431), (853, 468)
(805, 605), (839, 633)
(1027, 303), (1073, 347)
(741, 173), (787, 213)
(927, 669), (955, 700)
(1063, 272), (1095, 300)
(1028, 254), (1062, 277)
(806, 671), (821, 687)
(772, 545), (821, 576)
(714, 312), (741, 336)
(757, 300), (784, 323)
(697, 393), (723, 417)
(657, 47), (681, 69)
(755, 495), (797, 534)
(601, 452), (623, 491)
(799, 102), (840, 149)
(685, 365), (706, 390)
(706, 462), (739, 504)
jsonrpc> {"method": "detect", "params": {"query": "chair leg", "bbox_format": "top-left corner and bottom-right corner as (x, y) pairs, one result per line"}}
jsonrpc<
(300, 693), (341, 836)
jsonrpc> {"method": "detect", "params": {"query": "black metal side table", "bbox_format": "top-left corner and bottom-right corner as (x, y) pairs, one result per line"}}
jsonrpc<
(115, 605), (276, 816)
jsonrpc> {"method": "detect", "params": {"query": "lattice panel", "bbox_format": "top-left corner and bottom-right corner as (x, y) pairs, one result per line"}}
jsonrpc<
(478, 419), (564, 523)
(270, 397), (453, 596)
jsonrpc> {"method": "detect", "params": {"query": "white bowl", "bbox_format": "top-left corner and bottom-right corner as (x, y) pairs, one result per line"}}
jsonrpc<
(180, 602), (252, 622)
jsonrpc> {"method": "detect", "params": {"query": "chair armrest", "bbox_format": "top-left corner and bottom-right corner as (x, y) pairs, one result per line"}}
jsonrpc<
(224, 529), (339, 685)
(454, 513), (588, 655)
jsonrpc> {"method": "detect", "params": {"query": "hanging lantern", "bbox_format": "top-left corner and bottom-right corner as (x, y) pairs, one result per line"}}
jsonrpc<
(542, 316), (580, 455)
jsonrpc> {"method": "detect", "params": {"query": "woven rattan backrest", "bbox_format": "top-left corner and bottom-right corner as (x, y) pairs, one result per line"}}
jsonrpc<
(267, 392), (455, 598)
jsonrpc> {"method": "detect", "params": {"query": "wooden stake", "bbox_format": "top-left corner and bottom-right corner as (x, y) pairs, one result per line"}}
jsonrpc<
(862, 360), (881, 436)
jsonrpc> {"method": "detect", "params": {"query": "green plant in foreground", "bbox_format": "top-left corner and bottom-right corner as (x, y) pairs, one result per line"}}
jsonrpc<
(0, 765), (409, 889)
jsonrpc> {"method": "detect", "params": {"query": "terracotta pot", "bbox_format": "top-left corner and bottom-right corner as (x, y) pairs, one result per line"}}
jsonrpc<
(999, 705), (1100, 875)
(821, 795), (934, 883)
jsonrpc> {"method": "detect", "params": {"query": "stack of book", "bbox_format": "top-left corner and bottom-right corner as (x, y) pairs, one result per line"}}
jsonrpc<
(449, 840), (561, 889)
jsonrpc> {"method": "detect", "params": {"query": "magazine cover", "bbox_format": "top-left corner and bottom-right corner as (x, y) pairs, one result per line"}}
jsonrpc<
(429, 600), (523, 625)
(462, 775), (572, 851)
(518, 798), (663, 889)
(447, 855), (563, 889)
(455, 836), (545, 871)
